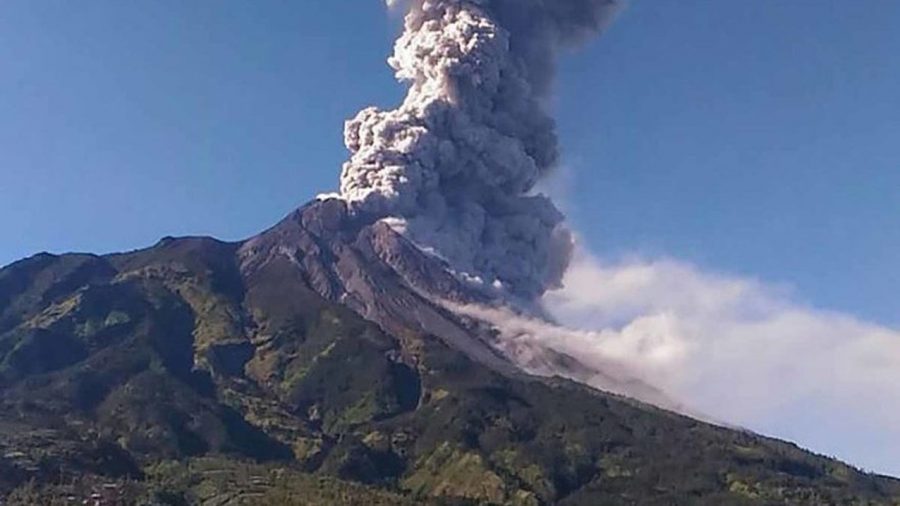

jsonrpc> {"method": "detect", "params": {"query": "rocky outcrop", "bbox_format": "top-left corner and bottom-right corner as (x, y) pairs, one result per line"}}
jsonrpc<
(238, 199), (519, 376)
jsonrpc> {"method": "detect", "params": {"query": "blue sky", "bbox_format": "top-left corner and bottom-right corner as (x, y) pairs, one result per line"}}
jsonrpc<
(2, 0), (898, 324)
(2, 1), (897, 326)
(1, 0), (899, 473)
(557, 1), (900, 328)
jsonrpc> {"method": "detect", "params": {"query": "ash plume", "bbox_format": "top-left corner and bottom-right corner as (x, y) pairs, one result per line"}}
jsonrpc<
(337, 0), (620, 299)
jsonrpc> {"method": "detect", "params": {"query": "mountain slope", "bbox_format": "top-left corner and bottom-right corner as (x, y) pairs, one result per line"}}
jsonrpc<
(1, 201), (898, 505)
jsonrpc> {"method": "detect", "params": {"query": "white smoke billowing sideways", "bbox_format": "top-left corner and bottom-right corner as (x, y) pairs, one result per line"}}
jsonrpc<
(338, 0), (619, 298)
(464, 247), (900, 476)
(333, 0), (900, 476)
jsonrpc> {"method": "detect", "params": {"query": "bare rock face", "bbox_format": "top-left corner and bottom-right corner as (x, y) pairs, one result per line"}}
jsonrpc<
(237, 199), (681, 408)
(238, 198), (519, 376)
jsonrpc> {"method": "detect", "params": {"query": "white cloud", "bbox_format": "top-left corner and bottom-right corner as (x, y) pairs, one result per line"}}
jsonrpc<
(459, 246), (900, 477)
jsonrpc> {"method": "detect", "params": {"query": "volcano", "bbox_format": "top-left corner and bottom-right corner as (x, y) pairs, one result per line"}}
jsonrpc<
(1, 199), (899, 505)
(3, 0), (899, 503)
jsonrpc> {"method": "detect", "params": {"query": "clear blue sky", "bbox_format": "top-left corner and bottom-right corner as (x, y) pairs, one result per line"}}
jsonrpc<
(1, 0), (898, 328)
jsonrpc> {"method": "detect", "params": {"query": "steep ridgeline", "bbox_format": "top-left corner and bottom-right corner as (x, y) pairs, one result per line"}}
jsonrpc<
(0, 200), (898, 505)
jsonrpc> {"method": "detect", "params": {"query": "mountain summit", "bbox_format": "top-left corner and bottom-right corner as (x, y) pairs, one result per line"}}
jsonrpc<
(1, 199), (898, 505)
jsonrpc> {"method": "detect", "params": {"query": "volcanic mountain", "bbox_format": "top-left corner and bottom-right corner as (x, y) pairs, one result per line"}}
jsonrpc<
(1, 199), (899, 505)
(3, 0), (899, 503)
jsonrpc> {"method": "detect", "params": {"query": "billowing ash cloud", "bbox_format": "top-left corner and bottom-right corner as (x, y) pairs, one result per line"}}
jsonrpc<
(481, 246), (900, 476)
(337, 0), (619, 299)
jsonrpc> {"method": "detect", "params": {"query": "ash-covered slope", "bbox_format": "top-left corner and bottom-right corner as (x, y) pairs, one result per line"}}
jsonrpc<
(1, 201), (900, 505)
(239, 198), (517, 376)
(239, 198), (669, 407)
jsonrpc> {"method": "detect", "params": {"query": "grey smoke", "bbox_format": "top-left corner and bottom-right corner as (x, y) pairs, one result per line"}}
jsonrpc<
(337, 0), (619, 299)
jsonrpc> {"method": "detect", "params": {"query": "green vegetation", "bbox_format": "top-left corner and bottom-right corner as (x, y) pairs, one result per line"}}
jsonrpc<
(1, 238), (898, 505)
